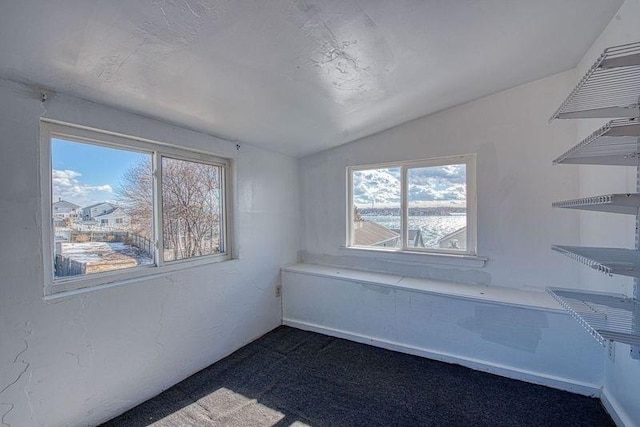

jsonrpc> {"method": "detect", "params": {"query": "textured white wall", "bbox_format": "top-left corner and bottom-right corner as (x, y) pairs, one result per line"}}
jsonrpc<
(573, 0), (640, 425)
(0, 79), (299, 426)
(289, 66), (610, 412)
(299, 70), (581, 291)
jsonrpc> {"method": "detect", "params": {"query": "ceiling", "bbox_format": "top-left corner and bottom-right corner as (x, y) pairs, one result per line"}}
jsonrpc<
(0, 1), (623, 157)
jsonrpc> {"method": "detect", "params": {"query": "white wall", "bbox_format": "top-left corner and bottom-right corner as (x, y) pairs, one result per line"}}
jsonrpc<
(572, 1), (640, 425)
(0, 78), (299, 426)
(295, 4), (640, 423)
(290, 57), (610, 405)
(300, 69), (580, 291)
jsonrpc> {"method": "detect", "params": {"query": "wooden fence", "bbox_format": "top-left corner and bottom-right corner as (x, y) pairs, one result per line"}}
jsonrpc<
(55, 254), (86, 277)
(69, 230), (129, 243)
(127, 234), (153, 256)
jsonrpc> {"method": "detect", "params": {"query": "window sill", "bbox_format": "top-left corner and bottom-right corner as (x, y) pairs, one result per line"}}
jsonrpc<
(44, 254), (235, 301)
(339, 246), (487, 268)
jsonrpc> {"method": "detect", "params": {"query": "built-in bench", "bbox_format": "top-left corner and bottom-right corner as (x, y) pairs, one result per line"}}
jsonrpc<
(283, 263), (563, 312)
(281, 263), (604, 398)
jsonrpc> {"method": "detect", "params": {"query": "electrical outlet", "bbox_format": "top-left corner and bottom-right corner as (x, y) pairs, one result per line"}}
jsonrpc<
(275, 285), (281, 298)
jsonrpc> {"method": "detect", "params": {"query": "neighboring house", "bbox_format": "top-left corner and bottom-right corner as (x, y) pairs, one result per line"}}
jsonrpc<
(79, 202), (130, 230)
(81, 202), (115, 221)
(52, 198), (80, 219)
(353, 221), (427, 248)
(391, 229), (425, 248)
(52, 198), (80, 228)
(93, 207), (130, 228)
(353, 220), (399, 247)
(438, 226), (466, 250)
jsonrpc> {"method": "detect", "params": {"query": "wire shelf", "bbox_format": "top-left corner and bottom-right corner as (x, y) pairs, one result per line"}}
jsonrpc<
(550, 41), (640, 121)
(553, 119), (640, 165)
(553, 193), (640, 214)
(552, 245), (640, 278)
(547, 287), (640, 346)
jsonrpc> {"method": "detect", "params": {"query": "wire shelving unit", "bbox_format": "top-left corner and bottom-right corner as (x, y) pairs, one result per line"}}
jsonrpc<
(553, 119), (640, 165)
(552, 193), (640, 215)
(550, 41), (640, 121)
(552, 246), (640, 278)
(547, 287), (640, 347)
(549, 41), (640, 355)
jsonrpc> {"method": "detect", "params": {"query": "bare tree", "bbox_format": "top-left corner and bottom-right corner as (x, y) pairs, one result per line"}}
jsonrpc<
(118, 160), (153, 239)
(161, 157), (222, 260)
(117, 157), (222, 261)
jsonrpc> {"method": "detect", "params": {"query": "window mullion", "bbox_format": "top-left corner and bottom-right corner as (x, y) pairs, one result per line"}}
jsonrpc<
(347, 168), (354, 247)
(401, 165), (408, 250)
(220, 165), (228, 254)
(153, 153), (164, 266)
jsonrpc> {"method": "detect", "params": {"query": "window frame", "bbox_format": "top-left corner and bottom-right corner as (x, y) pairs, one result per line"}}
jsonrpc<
(40, 120), (233, 297)
(346, 154), (477, 256)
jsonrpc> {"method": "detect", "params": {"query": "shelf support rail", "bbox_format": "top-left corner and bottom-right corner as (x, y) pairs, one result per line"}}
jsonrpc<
(633, 104), (640, 359)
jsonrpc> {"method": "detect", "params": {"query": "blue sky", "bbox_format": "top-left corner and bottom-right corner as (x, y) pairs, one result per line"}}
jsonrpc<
(52, 138), (149, 207)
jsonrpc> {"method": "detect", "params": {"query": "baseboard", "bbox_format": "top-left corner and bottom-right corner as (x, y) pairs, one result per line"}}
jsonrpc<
(283, 318), (601, 398)
(601, 387), (632, 427)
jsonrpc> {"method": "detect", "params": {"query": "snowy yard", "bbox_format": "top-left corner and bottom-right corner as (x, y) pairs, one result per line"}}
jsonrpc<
(60, 242), (153, 274)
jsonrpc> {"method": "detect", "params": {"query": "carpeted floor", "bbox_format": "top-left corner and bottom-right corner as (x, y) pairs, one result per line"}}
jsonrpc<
(102, 326), (614, 426)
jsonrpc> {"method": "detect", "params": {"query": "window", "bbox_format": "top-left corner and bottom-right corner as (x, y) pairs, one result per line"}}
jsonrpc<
(347, 154), (476, 255)
(41, 121), (231, 295)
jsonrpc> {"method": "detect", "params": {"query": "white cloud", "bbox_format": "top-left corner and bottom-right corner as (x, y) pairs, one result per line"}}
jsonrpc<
(353, 165), (467, 208)
(52, 169), (113, 207)
(353, 168), (401, 207)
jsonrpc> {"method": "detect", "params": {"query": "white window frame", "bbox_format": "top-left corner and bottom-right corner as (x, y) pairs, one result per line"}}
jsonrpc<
(347, 154), (477, 256)
(40, 120), (233, 297)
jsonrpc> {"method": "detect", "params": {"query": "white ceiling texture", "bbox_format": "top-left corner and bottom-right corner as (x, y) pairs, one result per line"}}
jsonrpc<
(0, 1), (624, 157)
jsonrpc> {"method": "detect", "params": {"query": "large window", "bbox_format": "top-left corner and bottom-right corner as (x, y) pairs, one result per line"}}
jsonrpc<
(348, 155), (476, 255)
(41, 121), (231, 295)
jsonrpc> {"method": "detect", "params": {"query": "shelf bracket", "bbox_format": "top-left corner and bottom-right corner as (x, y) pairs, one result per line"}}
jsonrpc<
(608, 340), (616, 361)
(633, 112), (640, 360)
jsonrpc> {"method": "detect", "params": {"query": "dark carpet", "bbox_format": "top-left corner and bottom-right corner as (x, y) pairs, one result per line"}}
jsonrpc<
(102, 326), (614, 427)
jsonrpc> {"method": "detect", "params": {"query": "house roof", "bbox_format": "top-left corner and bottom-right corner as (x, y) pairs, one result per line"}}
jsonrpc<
(53, 199), (80, 209)
(353, 220), (398, 246)
(438, 226), (466, 243)
(83, 202), (113, 210)
(93, 207), (124, 218)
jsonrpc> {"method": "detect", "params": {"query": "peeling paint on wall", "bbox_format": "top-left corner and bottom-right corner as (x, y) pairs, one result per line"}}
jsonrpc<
(0, 332), (31, 427)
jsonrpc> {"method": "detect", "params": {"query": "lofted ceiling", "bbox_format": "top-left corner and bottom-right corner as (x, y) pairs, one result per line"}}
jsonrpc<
(0, 0), (624, 157)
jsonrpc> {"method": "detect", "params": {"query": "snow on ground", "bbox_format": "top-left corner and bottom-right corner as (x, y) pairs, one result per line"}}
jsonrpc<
(61, 242), (153, 267)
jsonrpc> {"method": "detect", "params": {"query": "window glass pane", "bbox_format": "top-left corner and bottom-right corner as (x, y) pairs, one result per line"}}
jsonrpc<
(407, 164), (467, 251)
(351, 167), (402, 248)
(51, 139), (154, 278)
(162, 157), (223, 261)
